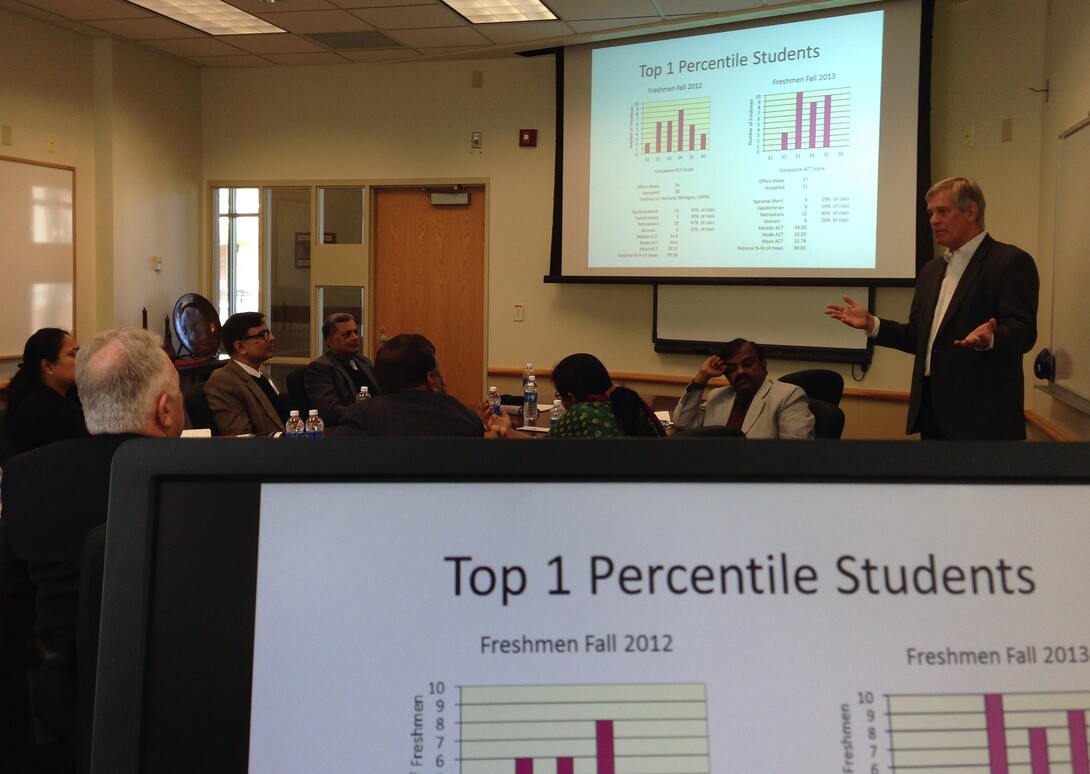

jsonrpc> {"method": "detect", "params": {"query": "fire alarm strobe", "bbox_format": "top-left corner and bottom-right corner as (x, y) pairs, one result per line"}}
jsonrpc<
(519, 129), (538, 147)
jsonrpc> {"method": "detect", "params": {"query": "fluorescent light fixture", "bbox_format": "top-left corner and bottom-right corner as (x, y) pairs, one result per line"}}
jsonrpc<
(440, 0), (557, 24)
(126, 0), (286, 35)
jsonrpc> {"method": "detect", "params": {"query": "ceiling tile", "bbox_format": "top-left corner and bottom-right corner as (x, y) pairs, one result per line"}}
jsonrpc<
(141, 36), (251, 56)
(388, 24), (488, 47)
(81, 16), (207, 39)
(339, 47), (423, 62)
(348, 3), (459, 29)
(13, 0), (150, 20)
(260, 51), (353, 64)
(545, 0), (661, 22)
(219, 32), (327, 53)
(474, 19), (573, 44)
(257, 9), (375, 33)
(189, 53), (278, 67)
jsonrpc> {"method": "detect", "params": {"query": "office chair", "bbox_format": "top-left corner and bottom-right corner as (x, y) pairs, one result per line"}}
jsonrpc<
(778, 369), (845, 406)
(808, 398), (846, 439)
(285, 367), (309, 414)
(183, 382), (219, 436)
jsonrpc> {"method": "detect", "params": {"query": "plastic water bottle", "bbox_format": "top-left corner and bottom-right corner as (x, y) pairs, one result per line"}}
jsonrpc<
(355, 386), (371, 403)
(550, 399), (564, 427)
(522, 362), (535, 391)
(304, 408), (325, 438)
(523, 377), (539, 422)
(487, 386), (502, 416)
(284, 409), (305, 439)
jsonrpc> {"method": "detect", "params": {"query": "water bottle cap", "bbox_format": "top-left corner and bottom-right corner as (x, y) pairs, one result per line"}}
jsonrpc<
(489, 386), (497, 392)
(553, 399), (561, 407)
(289, 409), (300, 417)
(308, 409), (318, 416)
(361, 386), (368, 393)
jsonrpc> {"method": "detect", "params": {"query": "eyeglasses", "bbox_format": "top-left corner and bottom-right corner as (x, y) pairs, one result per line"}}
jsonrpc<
(242, 329), (272, 341)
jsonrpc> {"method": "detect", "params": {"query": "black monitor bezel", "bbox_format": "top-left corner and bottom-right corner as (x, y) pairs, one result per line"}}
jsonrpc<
(91, 438), (1090, 772)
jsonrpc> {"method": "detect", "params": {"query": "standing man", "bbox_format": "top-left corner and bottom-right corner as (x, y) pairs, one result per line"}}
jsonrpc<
(827, 177), (1038, 439)
(674, 338), (814, 439)
(304, 313), (379, 426)
(204, 312), (292, 436)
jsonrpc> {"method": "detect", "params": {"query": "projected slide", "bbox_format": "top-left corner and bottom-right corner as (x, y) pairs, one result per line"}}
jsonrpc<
(588, 10), (883, 271)
(248, 482), (1090, 771)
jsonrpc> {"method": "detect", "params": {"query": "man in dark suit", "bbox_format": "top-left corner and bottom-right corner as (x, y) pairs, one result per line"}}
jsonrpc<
(827, 177), (1039, 439)
(304, 313), (379, 426)
(204, 312), (292, 436)
(1, 328), (185, 759)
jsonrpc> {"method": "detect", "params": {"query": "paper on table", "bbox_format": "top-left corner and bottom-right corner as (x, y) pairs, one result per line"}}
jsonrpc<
(655, 410), (673, 426)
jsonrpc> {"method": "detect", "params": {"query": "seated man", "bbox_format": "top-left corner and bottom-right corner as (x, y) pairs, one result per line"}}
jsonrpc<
(304, 313), (379, 426)
(334, 333), (485, 437)
(674, 338), (814, 439)
(204, 312), (292, 436)
(1, 328), (185, 753)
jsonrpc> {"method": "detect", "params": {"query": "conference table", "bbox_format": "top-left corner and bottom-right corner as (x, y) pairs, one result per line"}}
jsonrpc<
(509, 394), (679, 435)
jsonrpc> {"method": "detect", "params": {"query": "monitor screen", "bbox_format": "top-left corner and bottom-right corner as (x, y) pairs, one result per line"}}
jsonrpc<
(92, 438), (1090, 772)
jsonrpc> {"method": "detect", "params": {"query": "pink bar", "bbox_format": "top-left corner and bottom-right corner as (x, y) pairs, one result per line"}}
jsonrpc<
(596, 720), (615, 774)
(689, 124), (696, 152)
(809, 101), (817, 148)
(1030, 727), (1050, 774)
(656, 122), (662, 153)
(780, 132), (788, 150)
(666, 121), (673, 153)
(1070, 710), (1089, 774)
(678, 109), (685, 151)
(557, 757), (574, 774)
(985, 694), (1010, 774)
(644, 142), (650, 154)
(700, 133), (707, 150)
(795, 91), (803, 149)
(515, 758), (533, 774)
(824, 94), (832, 147)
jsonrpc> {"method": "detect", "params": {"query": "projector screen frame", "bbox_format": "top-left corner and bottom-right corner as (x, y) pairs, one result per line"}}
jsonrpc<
(545, 0), (935, 287)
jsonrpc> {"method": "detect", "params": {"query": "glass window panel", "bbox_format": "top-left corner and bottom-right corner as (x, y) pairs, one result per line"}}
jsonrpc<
(236, 187), (260, 214)
(267, 187), (311, 359)
(316, 286), (365, 355)
(318, 187), (364, 245)
(212, 187), (260, 321)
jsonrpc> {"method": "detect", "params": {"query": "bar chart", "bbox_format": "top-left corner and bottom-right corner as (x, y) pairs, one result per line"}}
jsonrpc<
(641, 98), (711, 155)
(459, 683), (709, 774)
(762, 87), (851, 152)
(888, 691), (1090, 773)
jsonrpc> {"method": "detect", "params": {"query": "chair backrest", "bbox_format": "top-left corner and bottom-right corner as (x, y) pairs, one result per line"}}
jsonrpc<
(778, 369), (844, 406)
(285, 367), (309, 414)
(183, 382), (219, 436)
(808, 398), (845, 439)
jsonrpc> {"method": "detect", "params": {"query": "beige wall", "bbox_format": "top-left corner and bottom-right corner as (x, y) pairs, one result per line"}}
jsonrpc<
(3, 1), (1089, 438)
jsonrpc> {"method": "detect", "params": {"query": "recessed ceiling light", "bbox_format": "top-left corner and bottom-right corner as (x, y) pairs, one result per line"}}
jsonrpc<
(440, 0), (558, 24)
(126, 0), (286, 35)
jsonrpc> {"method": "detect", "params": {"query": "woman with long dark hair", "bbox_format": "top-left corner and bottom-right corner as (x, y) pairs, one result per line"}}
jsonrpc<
(547, 353), (664, 438)
(6, 328), (89, 452)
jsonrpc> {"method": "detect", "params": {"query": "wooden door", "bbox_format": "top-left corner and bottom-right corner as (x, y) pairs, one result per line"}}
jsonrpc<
(373, 187), (485, 405)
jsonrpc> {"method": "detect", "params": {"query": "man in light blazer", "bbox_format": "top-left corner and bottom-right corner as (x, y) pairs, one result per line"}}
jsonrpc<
(827, 177), (1038, 439)
(304, 313), (379, 426)
(204, 312), (292, 436)
(674, 338), (814, 439)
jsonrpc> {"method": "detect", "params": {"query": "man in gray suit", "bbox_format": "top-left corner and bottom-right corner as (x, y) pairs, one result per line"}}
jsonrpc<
(204, 312), (292, 436)
(674, 339), (814, 439)
(304, 313), (379, 426)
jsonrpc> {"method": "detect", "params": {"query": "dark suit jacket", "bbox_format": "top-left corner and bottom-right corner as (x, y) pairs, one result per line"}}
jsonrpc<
(1, 434), (135, 643)
(875, 234), (1038, 439)
(304, 352), (379, 426)
(204, 359), (285, 436)
(8, 383), (89, 453)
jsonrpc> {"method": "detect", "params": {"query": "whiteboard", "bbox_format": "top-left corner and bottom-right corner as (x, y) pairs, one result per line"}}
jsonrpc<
(654, 284), (872, 363)
(0, 157), (75, 359)
(1050, 120), (1090, 408)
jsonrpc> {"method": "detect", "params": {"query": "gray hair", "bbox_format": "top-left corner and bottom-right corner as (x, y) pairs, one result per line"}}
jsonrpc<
(926, 177), (986, 229)
(75, 327), (179, 434)
(322, 312), (355, 340)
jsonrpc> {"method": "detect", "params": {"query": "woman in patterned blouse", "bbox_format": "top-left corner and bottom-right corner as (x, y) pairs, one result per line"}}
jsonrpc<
(547, 353), (665, 438)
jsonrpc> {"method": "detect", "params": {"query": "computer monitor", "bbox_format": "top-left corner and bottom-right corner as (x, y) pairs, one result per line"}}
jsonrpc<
(91, 438), (1090, 772)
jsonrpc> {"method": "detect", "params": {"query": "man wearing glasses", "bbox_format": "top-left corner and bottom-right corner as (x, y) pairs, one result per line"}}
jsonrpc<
(204, 312), (293, 436)
(673, 338), (814, 439)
